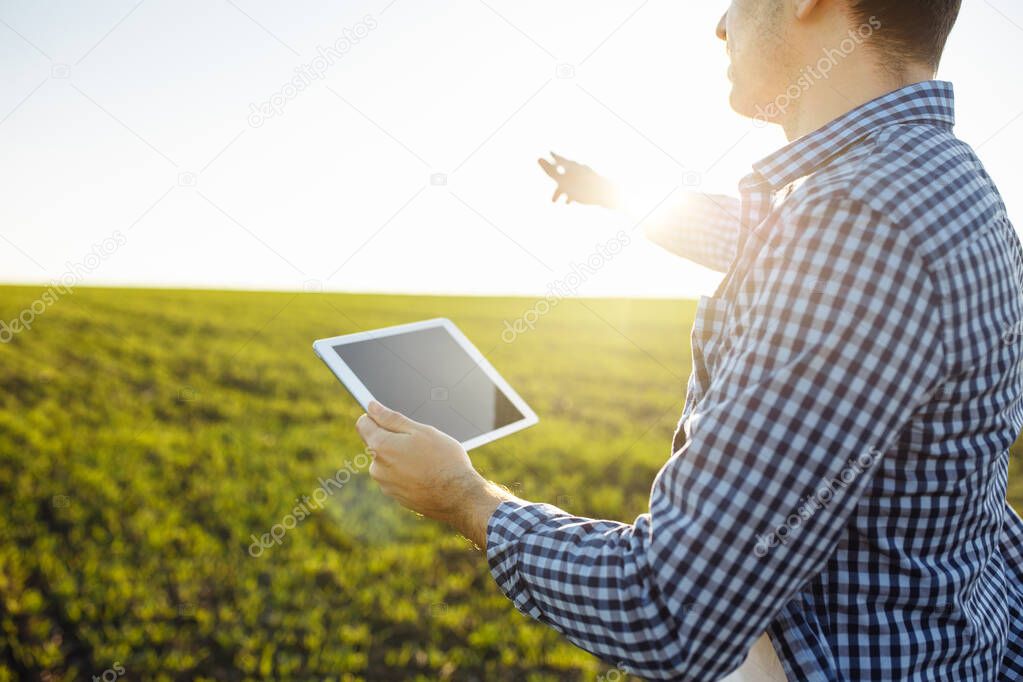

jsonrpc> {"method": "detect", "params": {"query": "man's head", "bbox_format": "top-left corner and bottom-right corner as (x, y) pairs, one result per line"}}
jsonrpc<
(717, 0), (962, 129)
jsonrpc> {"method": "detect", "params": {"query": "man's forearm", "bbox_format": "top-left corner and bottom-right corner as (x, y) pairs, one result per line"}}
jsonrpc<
(443, 475), (519, 549)
(639, 191), (741, 272)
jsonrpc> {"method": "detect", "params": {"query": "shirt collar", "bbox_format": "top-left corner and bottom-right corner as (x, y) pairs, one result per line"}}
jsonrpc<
(750, 80), (956, 191)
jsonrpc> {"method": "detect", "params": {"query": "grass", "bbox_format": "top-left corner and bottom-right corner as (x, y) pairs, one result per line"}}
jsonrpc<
(0, 285), (1018, 681)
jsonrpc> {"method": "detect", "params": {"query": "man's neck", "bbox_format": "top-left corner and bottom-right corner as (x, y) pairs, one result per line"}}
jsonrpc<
(781, 63), (936, 141)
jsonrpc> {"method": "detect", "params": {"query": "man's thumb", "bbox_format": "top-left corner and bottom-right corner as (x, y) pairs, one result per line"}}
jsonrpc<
(368, 401), (415, 432)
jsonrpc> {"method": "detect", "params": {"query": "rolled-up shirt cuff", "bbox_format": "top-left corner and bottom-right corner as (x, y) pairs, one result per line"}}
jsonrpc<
(485, 499), (564, 621)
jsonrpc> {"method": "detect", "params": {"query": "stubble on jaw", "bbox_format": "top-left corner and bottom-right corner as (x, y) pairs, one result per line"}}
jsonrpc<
(727, 0), (797, 122)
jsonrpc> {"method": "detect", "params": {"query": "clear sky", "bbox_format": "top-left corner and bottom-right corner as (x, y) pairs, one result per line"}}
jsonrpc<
(1, 0), (1021, 299)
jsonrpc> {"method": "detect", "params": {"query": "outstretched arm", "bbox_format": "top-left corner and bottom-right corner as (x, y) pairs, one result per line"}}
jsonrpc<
(538, 152), (741, 272)
(639, 190), (741, 272)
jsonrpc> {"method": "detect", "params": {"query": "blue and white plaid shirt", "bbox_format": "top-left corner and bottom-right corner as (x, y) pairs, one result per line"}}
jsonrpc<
(486, 81), (1023, 681)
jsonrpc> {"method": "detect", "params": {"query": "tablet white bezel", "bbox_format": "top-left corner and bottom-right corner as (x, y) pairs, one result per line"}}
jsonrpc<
(312, 318), (538, 450)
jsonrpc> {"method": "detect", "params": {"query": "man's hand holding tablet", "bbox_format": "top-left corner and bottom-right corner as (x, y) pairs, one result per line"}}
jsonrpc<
(354, 400), (517, 547)
(312, 318), (537, 546)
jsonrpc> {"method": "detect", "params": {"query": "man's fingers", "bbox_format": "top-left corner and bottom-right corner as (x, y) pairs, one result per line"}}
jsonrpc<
(538, 157), (560, 180)
(368, 400), (416, 433)
(356, 414), (401, 457)
(542, 153), (569, 204)
(356, 413), (382, 444)
(551, 152), (572, 166)
(369, 458), (386, 481)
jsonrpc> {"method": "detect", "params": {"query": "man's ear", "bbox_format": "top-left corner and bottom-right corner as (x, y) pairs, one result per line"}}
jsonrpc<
(793, 0), (823, 21)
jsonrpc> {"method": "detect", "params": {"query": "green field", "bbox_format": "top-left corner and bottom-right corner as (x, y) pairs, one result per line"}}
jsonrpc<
(0, 285), (1020, 681)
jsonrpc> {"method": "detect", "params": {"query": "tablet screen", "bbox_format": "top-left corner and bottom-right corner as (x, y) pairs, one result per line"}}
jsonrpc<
(331, 326), (526, 443)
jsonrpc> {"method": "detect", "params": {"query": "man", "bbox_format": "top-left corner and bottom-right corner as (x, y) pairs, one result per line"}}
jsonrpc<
(355, 0), (1023, 679)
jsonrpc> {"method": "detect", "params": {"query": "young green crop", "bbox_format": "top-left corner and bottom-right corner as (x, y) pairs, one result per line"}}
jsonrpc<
(0, 285), (1018, 681)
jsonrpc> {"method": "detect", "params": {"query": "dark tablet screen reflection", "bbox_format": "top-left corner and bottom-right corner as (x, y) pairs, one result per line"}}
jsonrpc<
(332, 326), (524, 442)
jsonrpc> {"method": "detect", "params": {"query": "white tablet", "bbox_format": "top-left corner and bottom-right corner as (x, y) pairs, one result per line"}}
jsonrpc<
(313, 318), (538, 450)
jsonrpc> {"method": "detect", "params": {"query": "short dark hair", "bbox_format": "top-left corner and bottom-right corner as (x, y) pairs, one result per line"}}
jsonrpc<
(847, 0), (962, 69)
